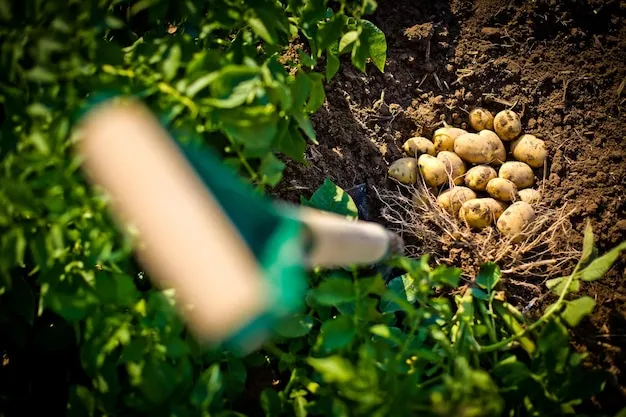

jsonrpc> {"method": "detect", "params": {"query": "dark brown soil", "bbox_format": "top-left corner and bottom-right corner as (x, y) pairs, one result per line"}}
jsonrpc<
(274, 0), (626, 413)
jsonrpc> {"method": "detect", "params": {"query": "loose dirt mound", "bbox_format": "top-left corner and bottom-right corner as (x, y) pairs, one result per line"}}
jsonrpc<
(274, 0), (626, 412)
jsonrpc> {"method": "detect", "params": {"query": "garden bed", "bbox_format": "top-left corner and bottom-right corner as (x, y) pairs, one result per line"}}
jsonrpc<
(275, 0), (626, 412)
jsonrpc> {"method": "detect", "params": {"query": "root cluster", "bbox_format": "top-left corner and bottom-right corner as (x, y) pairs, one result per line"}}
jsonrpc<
(376, 181), (581, 286)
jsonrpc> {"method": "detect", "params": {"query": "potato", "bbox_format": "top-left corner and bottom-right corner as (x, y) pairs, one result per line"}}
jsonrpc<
(498, 161), (535, 189)
(486, 198), (507, 220)
(494, 110), (522, 141)
(437, 151), (467, 185)
(517, 188), (542, 205)
(402, 136), (435, 157)
(478, 130), (506, 165)
(433, 127), (468, 152)
(497, 201), (536, 242)
(459, 198), (502, 229)
(437, 186), (476, 215)
(486, 178), (518, 202)
(510, 134), (547, 168)
(453, 133), (494, 164)
(464, 165), (497, 191)
(388, 158), (417, 184)
(418, 154), (448, 187)
(469, 108), (494, 131)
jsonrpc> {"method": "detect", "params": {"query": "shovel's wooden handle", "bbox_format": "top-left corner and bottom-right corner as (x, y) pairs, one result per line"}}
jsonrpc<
(75, 99), (269, 343)
(290, 206), (399, 268)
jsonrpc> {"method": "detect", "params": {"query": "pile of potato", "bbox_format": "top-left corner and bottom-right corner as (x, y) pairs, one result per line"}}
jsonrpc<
(388, 108), (547, 242)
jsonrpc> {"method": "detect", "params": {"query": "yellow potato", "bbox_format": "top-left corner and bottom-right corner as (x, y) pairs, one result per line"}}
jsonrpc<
(469, 108), (494, 131)
(418, 154), (447, 187)
(494, 110), (522, 141)
(433, 127), (468, 152)
(388, 158), (417, 184)
(510, 134), (547, 168)
(436, 186), (477, 216)
(402, 136), (435, 157)
(453, 133), (494, 164)
(478, 130), (506, 165)
(486, 178), (518, 202)
(437, 151), (467, 185)
(498, 161), (535, 189)
(497, 201), (536, 242)
(486, 198), (507, 220)
(459, 198), (502, 229)
(517, 188), (542, 205)
(464, 165), (497, 191)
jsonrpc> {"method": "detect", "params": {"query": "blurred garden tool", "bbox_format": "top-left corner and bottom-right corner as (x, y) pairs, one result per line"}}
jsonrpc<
(74, 97), (404, 353)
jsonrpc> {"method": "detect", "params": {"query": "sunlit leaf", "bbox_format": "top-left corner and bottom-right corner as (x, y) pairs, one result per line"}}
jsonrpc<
(302, 178), (358, 217)
(579, 242), (626, 282)
(561, 296), (595, 327)
(307, 355), (355, 383)
(476, 262), (501, 292)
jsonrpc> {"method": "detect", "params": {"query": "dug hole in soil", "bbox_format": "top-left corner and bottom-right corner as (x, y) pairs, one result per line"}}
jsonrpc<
(273, 0), (626, 413)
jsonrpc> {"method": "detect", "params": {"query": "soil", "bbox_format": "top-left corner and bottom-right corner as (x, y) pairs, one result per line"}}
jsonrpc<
(273, 0), (626, 413)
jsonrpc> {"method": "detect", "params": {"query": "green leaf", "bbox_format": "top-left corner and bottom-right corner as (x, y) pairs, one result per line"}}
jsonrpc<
(0, 0), (12, 22)
(186, 72), (219, 97)
(326, 49), (340, 81)
(475, 262), (501, 292)
(276, 314), (314, 338)
(579, 241), (626, 282)
(293, 395), (308, 417)
(431, 265), (462, 288)
(259, 153), (285, 187)
(310, 278), (355, 305)
(546, 276), (580, 295)
(317, 15), (345, 50)
(261, 389), (282, 417)
(293, 113), (317, 143)
(291, 71), (313, 110)
(581, 219), (594, 263)
(162, 43), (182, 81)
(359, 274), (387, 296)
(380, 274), (417, 313)
(369, 324), (404, 345)
(350, 38), (369, 72)
(319, 315), (355, 352)
(248, 17), (277, 44)
(537, 320), (570, 373)
(191, 364), (223, 408)
(67, 385), (96, 417)
(305, 73), (325, 113)
(339, 30), (359, 54)
(25, 67), (57, 83)
(360, 20), (387, 72)
(307, 355), (355, 383)
(304, 178), (358, 217)
(278, 124), (307, 162)
(298, 50), (317, 67)
(105, 15), (125, 29)
(561, 296), (595, 327)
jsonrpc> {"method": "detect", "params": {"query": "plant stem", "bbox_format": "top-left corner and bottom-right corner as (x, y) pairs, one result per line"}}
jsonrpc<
(478, 259), (583, 353)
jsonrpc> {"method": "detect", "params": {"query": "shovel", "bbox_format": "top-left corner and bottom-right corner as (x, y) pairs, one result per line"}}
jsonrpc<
(74, 97), (404, 353)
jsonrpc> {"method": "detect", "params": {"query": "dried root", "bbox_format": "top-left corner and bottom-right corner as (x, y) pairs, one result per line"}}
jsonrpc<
(375, 181), (581, 285)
